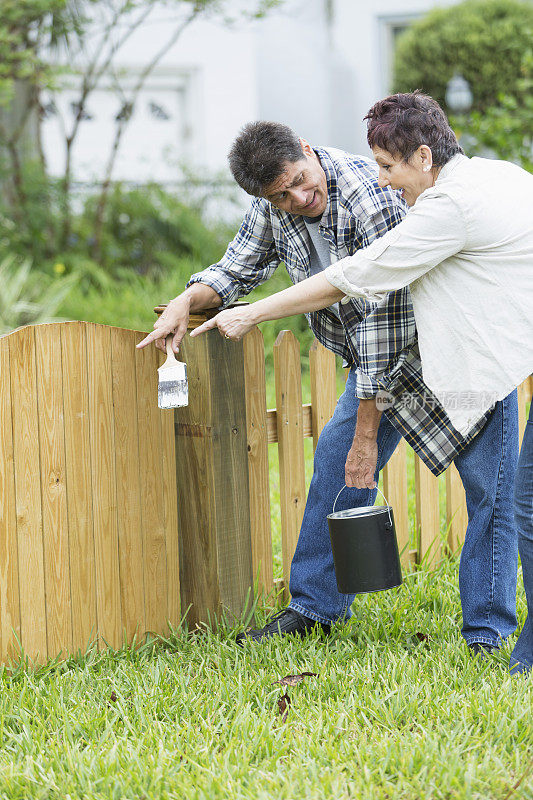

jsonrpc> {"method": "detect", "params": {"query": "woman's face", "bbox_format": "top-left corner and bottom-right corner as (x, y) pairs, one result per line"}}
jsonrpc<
(372, 145), (436, 207)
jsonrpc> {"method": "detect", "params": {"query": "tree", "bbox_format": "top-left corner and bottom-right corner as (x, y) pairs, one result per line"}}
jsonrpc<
(0, 0), (279, 256)
(0, 1), (70, 211)
(393, 0), (533, 113)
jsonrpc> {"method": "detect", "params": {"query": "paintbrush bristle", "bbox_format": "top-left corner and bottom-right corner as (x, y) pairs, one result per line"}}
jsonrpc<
(158, 361), (188, 409)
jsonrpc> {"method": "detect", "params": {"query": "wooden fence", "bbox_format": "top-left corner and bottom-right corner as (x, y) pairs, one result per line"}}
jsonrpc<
(0, 322), (180, 664)
(0, 317), (531, 664)
(241, 327), (533, 598)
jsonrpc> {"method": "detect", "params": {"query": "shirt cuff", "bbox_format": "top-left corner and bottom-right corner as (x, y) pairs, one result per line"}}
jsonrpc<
(186, 268), (240, 308)
(325, 260), (379, 303)
(354, 368), (380, 399)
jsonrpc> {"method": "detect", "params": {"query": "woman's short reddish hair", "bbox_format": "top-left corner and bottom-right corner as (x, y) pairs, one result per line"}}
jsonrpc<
(365, 92), (463, 167)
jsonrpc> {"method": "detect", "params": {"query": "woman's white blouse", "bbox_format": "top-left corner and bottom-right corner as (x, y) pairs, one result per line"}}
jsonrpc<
(325, 154), (533, 436)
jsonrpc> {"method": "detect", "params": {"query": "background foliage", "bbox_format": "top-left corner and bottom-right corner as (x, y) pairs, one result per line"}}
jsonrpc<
(393, 0), (533, 112)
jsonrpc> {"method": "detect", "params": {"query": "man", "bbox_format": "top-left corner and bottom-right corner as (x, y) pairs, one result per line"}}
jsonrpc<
(138, 121), (518, 653)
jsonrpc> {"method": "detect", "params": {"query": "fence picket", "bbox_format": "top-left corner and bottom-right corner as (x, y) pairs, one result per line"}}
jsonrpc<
(446, 463), (468, 554)
(61, 322), (98, 653)
(111, 328), (146, 643)
(274, 331), (306, 596)
(243, 328), (273, 595)
(10, 327), (47, 661)
(382, 440), (412, 566)
(415, 456), (441, 567)
(309, 340), (337, 451)
(136, 343), (168, 636)
(518, 378), (528, 442)
(35, 325), (73, 657)
(0, 337), (20, 663)
(86, 324), (122, 649)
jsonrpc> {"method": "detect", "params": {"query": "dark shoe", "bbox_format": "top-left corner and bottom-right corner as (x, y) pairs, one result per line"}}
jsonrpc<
(469, 642), (497, 657)
(236, 608), (330, 645)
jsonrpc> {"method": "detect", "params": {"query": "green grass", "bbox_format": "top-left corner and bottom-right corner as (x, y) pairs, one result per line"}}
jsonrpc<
(0, 558), (530, 800)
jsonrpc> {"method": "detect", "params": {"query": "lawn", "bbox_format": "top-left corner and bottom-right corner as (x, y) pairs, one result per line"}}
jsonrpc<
(1, 280), (525, 799)
(0, 556), (530, 800)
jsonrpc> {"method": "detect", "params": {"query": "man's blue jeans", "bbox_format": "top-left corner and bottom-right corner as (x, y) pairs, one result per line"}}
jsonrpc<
(289, 370), (519, 648)
(510, 402), (533, 673)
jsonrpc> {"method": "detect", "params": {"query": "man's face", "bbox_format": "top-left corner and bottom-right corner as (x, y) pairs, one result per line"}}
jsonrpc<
(262, 141), (328, 218)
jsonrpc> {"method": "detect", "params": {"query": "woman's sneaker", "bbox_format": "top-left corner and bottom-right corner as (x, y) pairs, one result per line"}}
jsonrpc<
(236, 608), (330, 644)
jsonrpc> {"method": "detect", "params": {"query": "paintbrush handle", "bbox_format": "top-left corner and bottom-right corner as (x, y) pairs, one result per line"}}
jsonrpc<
(163, 335), (177, 367)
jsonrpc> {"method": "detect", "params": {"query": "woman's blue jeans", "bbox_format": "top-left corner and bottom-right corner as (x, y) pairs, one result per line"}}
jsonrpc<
(510, 402), (533, 674)
(288, 370), (519, 649)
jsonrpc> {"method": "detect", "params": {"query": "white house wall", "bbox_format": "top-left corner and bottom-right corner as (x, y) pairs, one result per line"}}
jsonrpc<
(42, 0), (463, 192)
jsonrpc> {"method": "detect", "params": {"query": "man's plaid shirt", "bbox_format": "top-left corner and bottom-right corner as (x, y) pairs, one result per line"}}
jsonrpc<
(188, 147), (490, 475)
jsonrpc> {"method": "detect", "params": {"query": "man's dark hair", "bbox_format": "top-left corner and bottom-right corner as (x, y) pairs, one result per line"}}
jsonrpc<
(228, 121), (304, 196)
(365, 92), (463, 167)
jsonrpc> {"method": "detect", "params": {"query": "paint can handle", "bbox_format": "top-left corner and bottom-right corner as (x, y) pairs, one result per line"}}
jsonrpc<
(332, 484), (393, 528)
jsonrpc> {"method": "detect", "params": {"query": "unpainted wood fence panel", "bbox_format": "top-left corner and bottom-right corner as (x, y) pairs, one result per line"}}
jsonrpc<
(243, 328), (273, 595)
(61, 322), (98, 652)
(111, 327), (145, 643)
(11, 326), (47, 661)
(0, 338), (20, 663)
(136, 342), (168, 636)
(446, 463), (468, 554)
(0, 322), (181, 665)
(309, 340), (337, 451)
(415, 457), (441, 567)
(274, 331), (306, 598)
(382, 440), (413, 566)
(35, 324), (73, 658)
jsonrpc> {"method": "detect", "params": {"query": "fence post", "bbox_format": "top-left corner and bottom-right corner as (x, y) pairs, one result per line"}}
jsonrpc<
(162, 309), (253, 627)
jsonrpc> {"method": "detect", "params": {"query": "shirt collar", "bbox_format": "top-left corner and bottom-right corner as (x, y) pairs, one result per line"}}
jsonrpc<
(435, 153), (468, 184)
(314, 147), (338, 230)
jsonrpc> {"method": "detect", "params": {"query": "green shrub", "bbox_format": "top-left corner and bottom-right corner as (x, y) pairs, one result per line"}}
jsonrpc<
(0, 255), (77, 334)
(457, 50), (533, 171)
(393, 0), (533, 112)
(0, 170), (236, 282)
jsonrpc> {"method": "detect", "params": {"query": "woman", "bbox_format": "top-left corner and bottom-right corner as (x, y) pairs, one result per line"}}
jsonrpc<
(188, 93), (533, 674)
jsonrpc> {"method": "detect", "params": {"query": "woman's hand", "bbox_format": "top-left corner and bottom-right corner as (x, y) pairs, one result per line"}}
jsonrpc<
(190, 306), (258, 341)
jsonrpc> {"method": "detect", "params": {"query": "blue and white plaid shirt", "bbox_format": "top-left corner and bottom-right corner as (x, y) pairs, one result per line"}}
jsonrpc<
(188, 147), (489, 475)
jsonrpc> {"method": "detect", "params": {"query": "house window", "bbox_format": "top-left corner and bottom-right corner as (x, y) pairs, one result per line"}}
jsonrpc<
(41, 69), (193, 184)
(379, 14), (421, 94)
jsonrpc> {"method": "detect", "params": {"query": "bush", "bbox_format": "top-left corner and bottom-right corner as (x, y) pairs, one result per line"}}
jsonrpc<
(457, 50), (533, 171)
(0, 255), (77, 334)
(393, 0), (533, 112)
(0, 169), (236, 281)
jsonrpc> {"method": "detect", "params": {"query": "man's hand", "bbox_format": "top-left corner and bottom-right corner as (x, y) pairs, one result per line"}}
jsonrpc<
(136, 284), (222, 352)
(345, 396), (382, 489)
(345, 434), (378, 489)
(190, 306), (259, 341)
(136, 295), (192, 352)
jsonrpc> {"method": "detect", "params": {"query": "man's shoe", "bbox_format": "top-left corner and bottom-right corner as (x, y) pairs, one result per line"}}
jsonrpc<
(236, 608), (330, 645)
(468, 642), (497, 657)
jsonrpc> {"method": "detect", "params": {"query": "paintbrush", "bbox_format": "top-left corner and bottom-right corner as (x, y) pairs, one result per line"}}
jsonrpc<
(158, 336), (188, 409)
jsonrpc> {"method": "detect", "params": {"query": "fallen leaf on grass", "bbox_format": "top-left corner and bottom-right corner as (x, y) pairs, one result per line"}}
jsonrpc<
(272, 672), (318, 687)
(109, 691), (118, 703)
(414, 632), (431, 644)
(277, 693), (291, 721)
